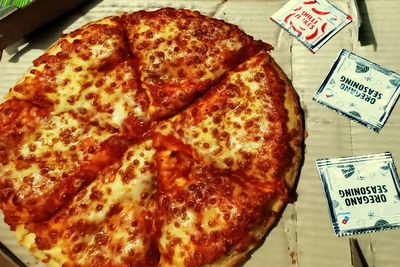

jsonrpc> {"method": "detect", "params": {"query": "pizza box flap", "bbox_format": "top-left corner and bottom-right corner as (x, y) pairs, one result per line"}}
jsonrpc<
(1, 0), (400, 266)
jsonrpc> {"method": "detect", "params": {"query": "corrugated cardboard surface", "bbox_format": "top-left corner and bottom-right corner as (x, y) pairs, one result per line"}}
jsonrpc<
(1, 0), (399, 266)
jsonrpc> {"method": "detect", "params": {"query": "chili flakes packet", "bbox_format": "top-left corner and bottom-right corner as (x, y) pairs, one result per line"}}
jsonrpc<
(270, 0), (352, 53)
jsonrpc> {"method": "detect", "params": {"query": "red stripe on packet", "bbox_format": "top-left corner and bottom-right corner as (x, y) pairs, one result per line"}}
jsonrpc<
(290, 21), (302, 36)
(306, 28), (319, 40)
(284, 13), (295, 23)
(321, 22), (327, 33)
(303, 1), (317, 5)
(311, 7), (331, 15)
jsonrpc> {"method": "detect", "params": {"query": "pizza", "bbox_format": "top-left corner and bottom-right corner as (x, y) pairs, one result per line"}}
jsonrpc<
(0, 8), (303, 267)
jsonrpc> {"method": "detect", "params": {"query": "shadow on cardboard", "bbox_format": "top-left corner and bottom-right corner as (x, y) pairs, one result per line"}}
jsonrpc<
(7, 0), (102, 63)
(357, 0), (377, 50)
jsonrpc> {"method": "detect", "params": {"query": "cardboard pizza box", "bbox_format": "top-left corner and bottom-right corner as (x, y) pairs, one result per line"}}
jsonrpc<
(0, 0), (399, 266)
(0, 0), (91, 50)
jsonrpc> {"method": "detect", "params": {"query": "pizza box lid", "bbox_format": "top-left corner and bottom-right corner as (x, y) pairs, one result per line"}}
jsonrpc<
(1, 0), (400, 266)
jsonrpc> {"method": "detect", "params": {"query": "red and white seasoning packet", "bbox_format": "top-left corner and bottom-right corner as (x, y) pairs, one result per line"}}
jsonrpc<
(271, 0), (352, 53)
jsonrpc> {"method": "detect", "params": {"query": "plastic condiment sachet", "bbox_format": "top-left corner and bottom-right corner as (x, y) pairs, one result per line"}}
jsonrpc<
(316, 152), (400, 236)
(270, 0), (352, 53)
(314, 49), (400, 132)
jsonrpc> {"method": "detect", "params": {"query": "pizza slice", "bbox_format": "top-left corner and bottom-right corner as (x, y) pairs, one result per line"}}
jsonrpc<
(8, 16), (128, 106)
(153, 134), (289, 266)
(5, 17), (150, 134)
(155, 51), (303, 187)
(0, 107), (148, 228)
(16, 140), (160, 267)
(123, 8), (271, 120)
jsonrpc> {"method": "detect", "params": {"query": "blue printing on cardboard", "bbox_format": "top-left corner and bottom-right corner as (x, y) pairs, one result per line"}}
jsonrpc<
(316, 152), (400, 236)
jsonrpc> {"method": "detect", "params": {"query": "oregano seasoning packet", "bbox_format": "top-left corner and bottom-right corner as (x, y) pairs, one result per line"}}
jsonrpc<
(313, 49), (400, 132)
(316, 152), (400, 236)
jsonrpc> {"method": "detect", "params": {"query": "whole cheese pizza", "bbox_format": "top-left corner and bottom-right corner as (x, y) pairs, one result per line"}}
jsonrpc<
(0, 8), (304, 267)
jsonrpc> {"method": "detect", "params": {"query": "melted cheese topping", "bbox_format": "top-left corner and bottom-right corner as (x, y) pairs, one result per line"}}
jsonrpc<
(154, 143), (286, 266)
(0, 110), (119, 226)
(7, 17), (147, 131)
(18, 140), (158, 266)
(123, 8), (269, 119)
(156, 51), (292, 186)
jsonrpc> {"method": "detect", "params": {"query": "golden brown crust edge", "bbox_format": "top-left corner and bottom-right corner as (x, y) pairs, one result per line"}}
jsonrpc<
(207, 54), (304, 267)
